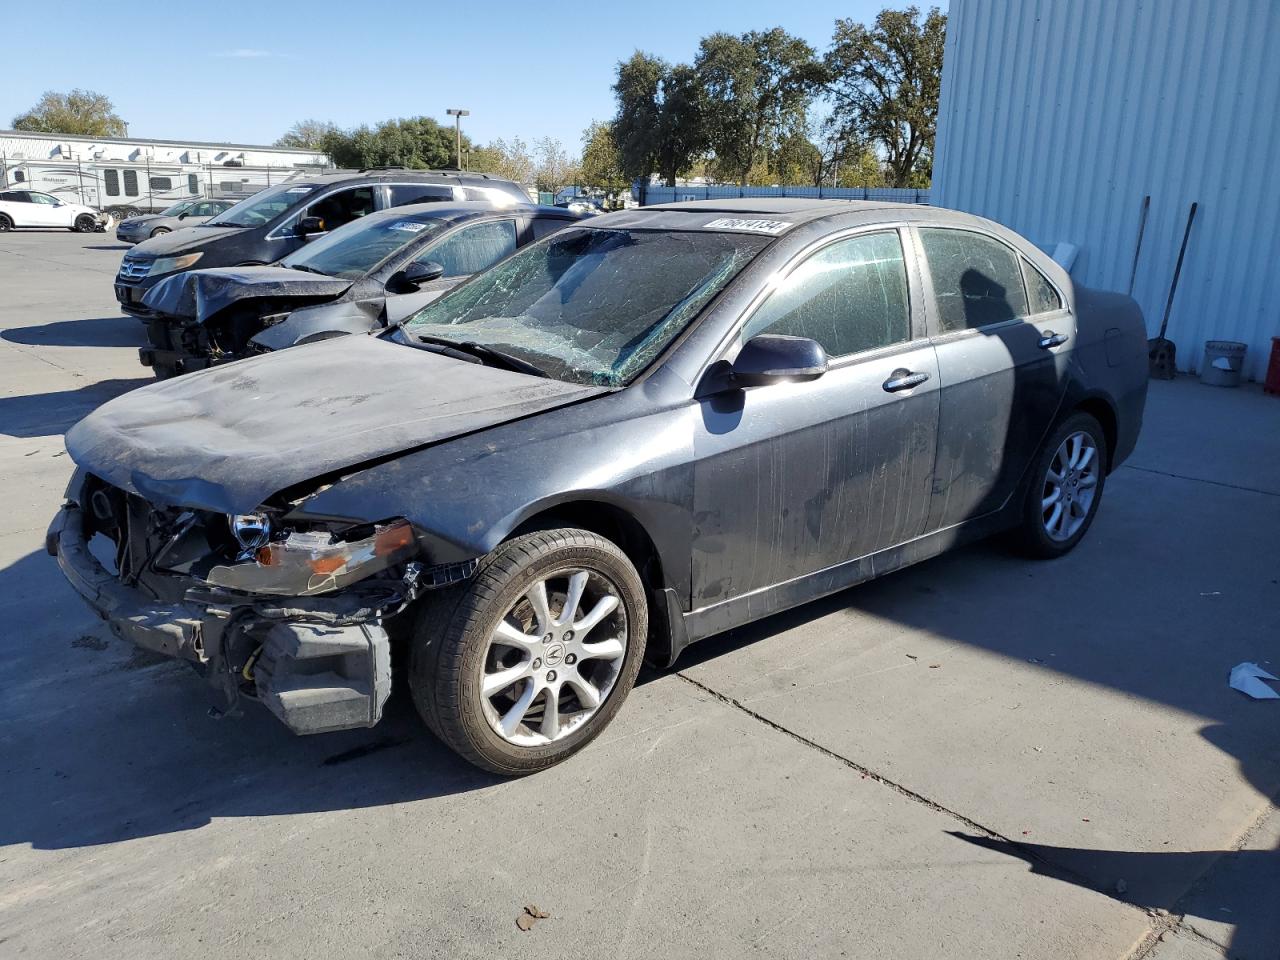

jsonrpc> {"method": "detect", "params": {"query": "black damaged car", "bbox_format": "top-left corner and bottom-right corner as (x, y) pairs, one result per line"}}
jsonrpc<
(49, 200), (1148, 774)
(113, 169), (531, 316)
(137, 202), (582, 377)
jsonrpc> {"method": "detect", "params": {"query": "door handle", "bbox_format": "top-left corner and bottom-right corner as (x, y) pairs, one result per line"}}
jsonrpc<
(883, 369), (930, 392)
(1038, 331), (1070, 349)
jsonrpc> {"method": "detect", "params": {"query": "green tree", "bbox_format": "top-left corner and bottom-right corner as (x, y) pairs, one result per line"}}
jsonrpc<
(322, 117), (467, 170)
(532, 137), (579, 193)
(824, 6), (946, 188)
(579, 121), (627, 192)
(654, 65), (708, 187)
(275, 119), (339, 150)
(469, 137), (534, 184)
(12, 89), (126, 137)
(611, 53), (708, 187)
(611, 52), (667, 182)
(695, 29), (826, 185)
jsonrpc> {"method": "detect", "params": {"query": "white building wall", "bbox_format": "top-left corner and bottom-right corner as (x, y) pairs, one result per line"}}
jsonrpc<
(933, 0), (1280, 379)
(0, 131), (327, 168)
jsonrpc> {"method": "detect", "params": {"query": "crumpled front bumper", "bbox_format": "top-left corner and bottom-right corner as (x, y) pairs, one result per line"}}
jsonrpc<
(47, 504), (392, 735)
(48, 504), (213, 662)
(138, 315), (216, 374)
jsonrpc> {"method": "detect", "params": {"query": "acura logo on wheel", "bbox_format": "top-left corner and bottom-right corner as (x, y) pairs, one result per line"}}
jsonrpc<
(544, 643), (566, 667)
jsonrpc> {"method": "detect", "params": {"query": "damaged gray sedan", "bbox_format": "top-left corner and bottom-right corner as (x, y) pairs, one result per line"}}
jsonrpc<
(48, 199), (1148, 774)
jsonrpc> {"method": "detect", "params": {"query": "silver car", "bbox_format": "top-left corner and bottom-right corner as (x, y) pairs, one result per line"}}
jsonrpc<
(115, 198), (234, 244)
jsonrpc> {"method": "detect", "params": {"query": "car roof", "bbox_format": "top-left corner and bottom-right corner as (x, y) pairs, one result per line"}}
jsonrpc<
(281, 169), (522, 188)
(585, 198), (1014, 237)
(340, 202), (577, 229)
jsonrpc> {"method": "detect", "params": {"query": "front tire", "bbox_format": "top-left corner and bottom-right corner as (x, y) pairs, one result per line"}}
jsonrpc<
(410, 529), (648, 775)
(150, 226), (170, 238)
(73, 214), (97, 233)
(1012, 411), (1108, 558)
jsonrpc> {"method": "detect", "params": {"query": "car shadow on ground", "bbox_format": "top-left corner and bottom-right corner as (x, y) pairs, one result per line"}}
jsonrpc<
(80, 244), (131, 251)
(2, 315), (145, 348)
(0, 377), (151, 436)
(671, 535), (1280, 957)
(0, 543), (498, 851)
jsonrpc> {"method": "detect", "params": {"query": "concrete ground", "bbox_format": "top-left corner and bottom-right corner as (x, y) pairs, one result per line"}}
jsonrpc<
(1, 231), (1277, 960)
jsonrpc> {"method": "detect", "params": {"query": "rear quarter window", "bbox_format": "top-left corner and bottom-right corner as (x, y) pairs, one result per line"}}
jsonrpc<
(1022, 259), (1063, 314)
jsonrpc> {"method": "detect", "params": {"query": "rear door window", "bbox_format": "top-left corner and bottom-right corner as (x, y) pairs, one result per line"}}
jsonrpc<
(918, 228), (1029, 331)
(388, 184), (456, 207)
(531, 217), (574, 240)
(417, 219), (517, 277)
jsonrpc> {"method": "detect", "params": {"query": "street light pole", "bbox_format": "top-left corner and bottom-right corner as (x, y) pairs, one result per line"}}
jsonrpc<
(446, 109), (470, 170)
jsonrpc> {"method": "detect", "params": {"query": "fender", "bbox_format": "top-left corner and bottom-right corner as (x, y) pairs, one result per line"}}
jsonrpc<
(250, 299), (384, 352)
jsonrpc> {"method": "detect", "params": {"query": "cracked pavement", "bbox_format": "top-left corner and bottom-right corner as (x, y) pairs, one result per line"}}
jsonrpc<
(1, 232), (1277, 959)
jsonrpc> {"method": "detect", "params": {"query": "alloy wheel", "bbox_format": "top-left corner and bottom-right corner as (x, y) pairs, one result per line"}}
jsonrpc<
(480, 569), (628, 746)
(1041, 430), (1100, 541)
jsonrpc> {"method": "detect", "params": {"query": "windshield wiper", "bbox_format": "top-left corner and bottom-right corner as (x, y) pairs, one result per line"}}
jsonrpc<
(287, 263), (327, 275)
(415, 334), (548, 378)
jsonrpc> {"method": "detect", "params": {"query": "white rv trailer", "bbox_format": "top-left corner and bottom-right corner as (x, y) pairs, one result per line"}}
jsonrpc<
(0, 130), (332, 218)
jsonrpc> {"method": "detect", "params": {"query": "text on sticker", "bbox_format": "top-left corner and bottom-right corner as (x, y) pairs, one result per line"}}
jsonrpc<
(388, 221), (427, 233)
(703, 218), (790, 234)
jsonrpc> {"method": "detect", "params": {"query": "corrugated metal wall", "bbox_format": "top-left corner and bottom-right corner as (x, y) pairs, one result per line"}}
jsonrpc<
(933, 0), (1280, 379)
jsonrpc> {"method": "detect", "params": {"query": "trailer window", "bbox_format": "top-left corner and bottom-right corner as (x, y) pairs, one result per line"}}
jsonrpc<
(123, 170), (139, 196)
(188, 174), (199, 195)
(104, 170), (119, 196)
(150, 176), (172, 191)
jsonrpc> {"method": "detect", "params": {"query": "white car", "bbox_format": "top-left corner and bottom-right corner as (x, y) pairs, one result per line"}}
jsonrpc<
(0, 189), (103, 232)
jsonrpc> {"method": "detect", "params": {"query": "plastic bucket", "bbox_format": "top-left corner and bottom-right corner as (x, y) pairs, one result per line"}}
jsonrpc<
(1201, 340), (1247, 387)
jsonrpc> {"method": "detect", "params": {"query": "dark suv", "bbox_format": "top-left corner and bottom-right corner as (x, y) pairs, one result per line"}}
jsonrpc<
(113, 170), (530, 316)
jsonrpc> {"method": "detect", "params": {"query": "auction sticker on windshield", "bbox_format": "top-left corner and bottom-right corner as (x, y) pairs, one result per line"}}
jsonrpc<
(388, 221), (428, 233)
(703, 218), (790, 234)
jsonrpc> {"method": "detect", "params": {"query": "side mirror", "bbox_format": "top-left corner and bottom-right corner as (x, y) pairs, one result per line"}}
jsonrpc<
(728, 334), (829, 389)
(177, 211), (188, 220)
(297, 215), (326, 237)
(391, 260), (445, 291)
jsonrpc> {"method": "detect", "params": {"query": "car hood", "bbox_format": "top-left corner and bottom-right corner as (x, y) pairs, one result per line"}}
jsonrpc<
(64, 334), (606, 515)
(130, 223), (244, 257)
(120, 214), (163, 228)
(141, 265), (353, 322)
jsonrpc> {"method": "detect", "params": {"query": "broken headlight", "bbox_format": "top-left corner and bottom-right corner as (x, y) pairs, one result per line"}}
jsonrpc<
(205, 517), (417, 596)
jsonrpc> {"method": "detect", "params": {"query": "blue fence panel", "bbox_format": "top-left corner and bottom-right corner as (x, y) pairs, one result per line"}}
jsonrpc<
(637, 184), (929, 206)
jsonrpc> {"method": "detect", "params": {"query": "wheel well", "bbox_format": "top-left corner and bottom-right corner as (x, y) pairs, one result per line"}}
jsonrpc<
(1074, 397), (1118, 471)
(510, 501), (674, 665)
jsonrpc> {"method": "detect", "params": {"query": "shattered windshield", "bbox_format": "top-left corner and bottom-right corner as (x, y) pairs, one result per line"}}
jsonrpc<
(280, 214), (448, 280)
(403, 227), (768, 386)
(208, 182), (319, 228)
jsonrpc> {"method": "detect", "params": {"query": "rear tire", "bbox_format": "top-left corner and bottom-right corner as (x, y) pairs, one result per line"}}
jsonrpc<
(410, 529), (648, 775)
(1011, 411), (1108, 558)
(0, 214), (12, 231)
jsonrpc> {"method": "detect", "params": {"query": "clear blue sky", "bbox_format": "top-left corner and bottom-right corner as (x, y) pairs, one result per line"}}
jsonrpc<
(4, 0), (918, 149)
